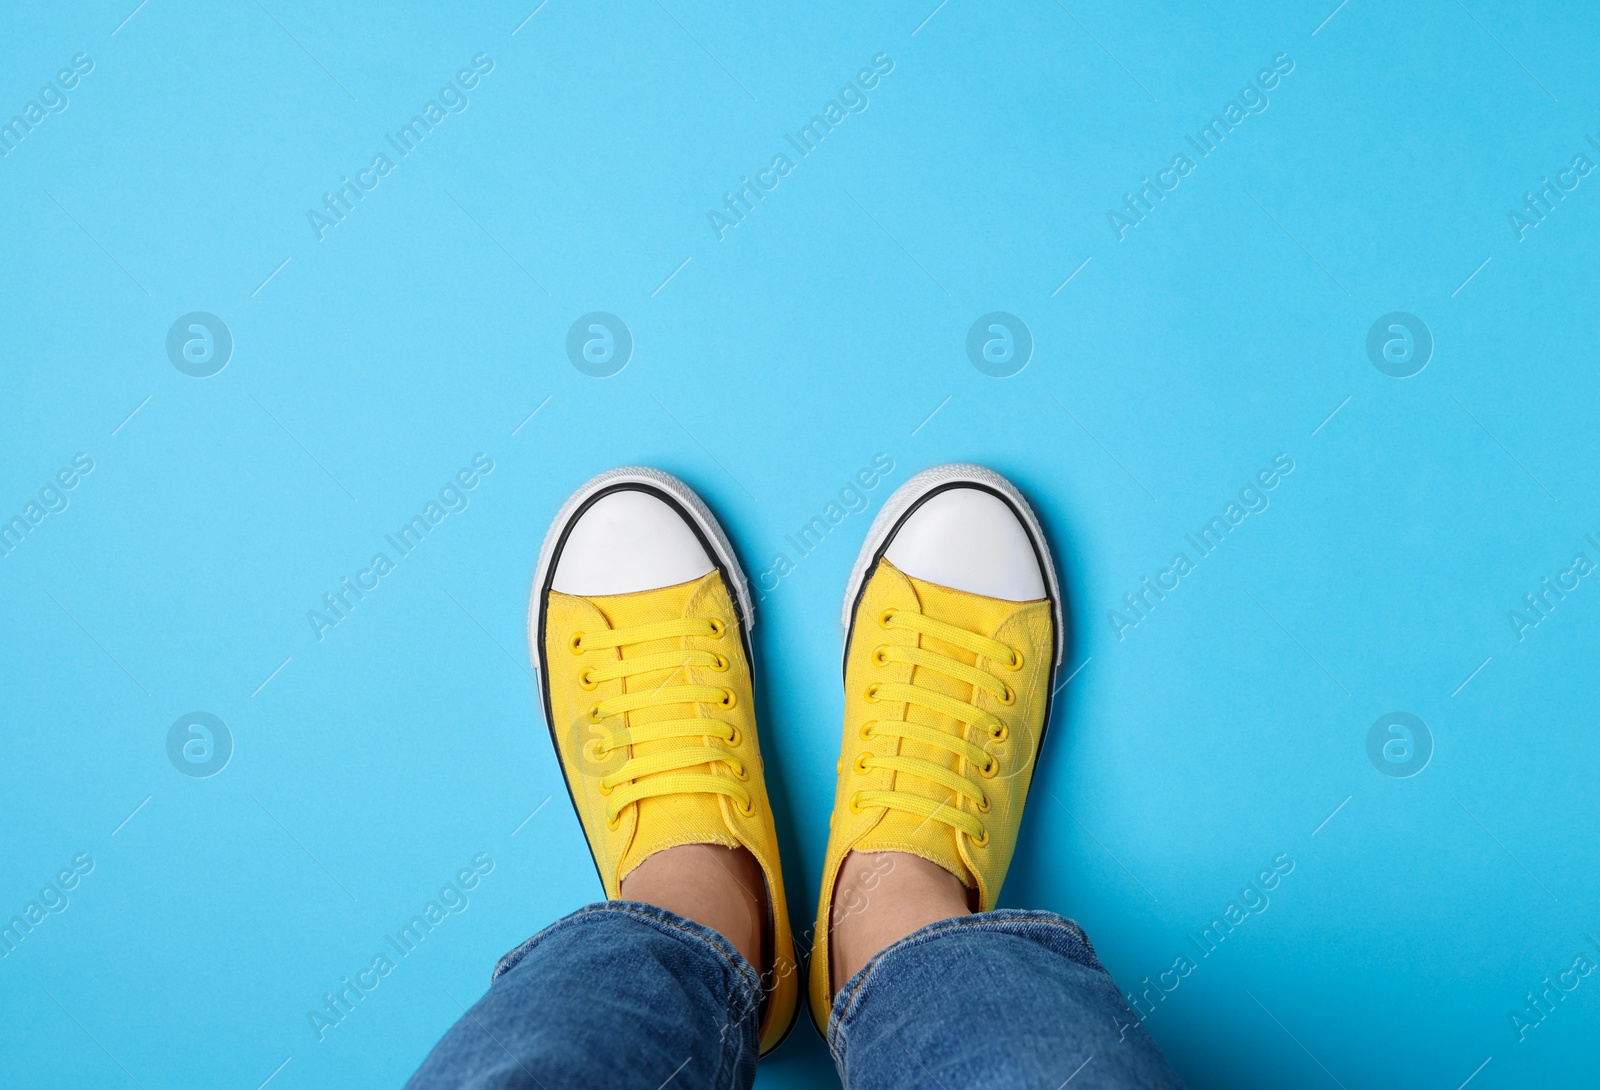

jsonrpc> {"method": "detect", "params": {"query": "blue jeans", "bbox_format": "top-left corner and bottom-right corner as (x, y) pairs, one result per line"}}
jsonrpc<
(406, 901), (1184, 1089)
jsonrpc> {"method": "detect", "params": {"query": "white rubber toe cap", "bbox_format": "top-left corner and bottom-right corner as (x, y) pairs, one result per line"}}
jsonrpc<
(883, 488), (1047, 602)
(550, 489), (714, 596)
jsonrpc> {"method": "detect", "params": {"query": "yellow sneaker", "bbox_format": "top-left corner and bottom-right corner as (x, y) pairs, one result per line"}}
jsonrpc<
(530, 467), (799, 1054)
(807, 464), (1063, 1033)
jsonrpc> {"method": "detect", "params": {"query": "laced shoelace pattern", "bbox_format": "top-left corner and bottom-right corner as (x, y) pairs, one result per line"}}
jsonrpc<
(569, 616), (752, 829)
(849, 606), (1022, 848)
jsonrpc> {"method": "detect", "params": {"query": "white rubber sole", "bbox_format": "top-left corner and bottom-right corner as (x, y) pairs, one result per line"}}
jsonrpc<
(527, 466), (754, 693)
(840, 463), (1065, 671)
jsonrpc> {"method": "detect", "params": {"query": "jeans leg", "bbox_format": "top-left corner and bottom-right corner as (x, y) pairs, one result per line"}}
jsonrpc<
(828, 910), (1184, 1090)
(406, 901), (762, 1090)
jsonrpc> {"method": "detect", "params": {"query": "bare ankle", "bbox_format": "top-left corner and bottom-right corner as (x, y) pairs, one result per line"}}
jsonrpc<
(828, 850), (970, 993)
(620, 844), (767, 972)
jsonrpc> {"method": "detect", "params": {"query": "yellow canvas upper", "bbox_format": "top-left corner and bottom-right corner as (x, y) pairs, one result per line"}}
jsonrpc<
(808, 558), (1055, 1032)
(542, 570), (798, 1053)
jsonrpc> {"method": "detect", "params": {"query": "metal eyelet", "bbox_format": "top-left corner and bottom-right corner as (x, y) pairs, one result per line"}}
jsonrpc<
(998, 685), (1016, 706)
(707, 617), (727, 639)
(864, 683), (881, 703)
(726, 726), (742, 747)
(878, 608), (897, 628)
(980, 757), (999, 778)
(1003, 649), (1024, 671)
(871, 645), (890, 666)
(736, 798), (755, 817)
(990, 723), (1009, 743)
(848, 793), (864, 814)
(729, 760), (749, 782)
(970, 829), (989, 848)
(597, 780), (613, 796)
(578, 668), (598, 691)
(711, 653), (730, 672)
(976, 794), (991, 814)
(855, 752), (875, 775)
(859, 722), (875, 742)
(568, 633), (586, 655)
(718, 689), (737, 710)
(587, 704), (605, 724)
(606, 814), (622, 830)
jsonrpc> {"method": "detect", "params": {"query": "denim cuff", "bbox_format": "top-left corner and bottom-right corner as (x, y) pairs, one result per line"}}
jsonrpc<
(827, 908), (1100, 1054)
(493, 899), (764, 1021)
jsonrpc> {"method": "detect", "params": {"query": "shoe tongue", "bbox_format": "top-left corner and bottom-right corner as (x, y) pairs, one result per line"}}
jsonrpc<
(854, 571), (1023, 889)
(589, 574), (740, 881)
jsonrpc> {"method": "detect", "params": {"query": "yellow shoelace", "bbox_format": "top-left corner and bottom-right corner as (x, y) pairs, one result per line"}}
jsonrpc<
(850, 606), (1022, 847)
(570, 616), (752, 829)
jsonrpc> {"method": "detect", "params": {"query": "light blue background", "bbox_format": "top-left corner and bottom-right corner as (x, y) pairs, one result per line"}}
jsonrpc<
(3, 1), (1599, 1087)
